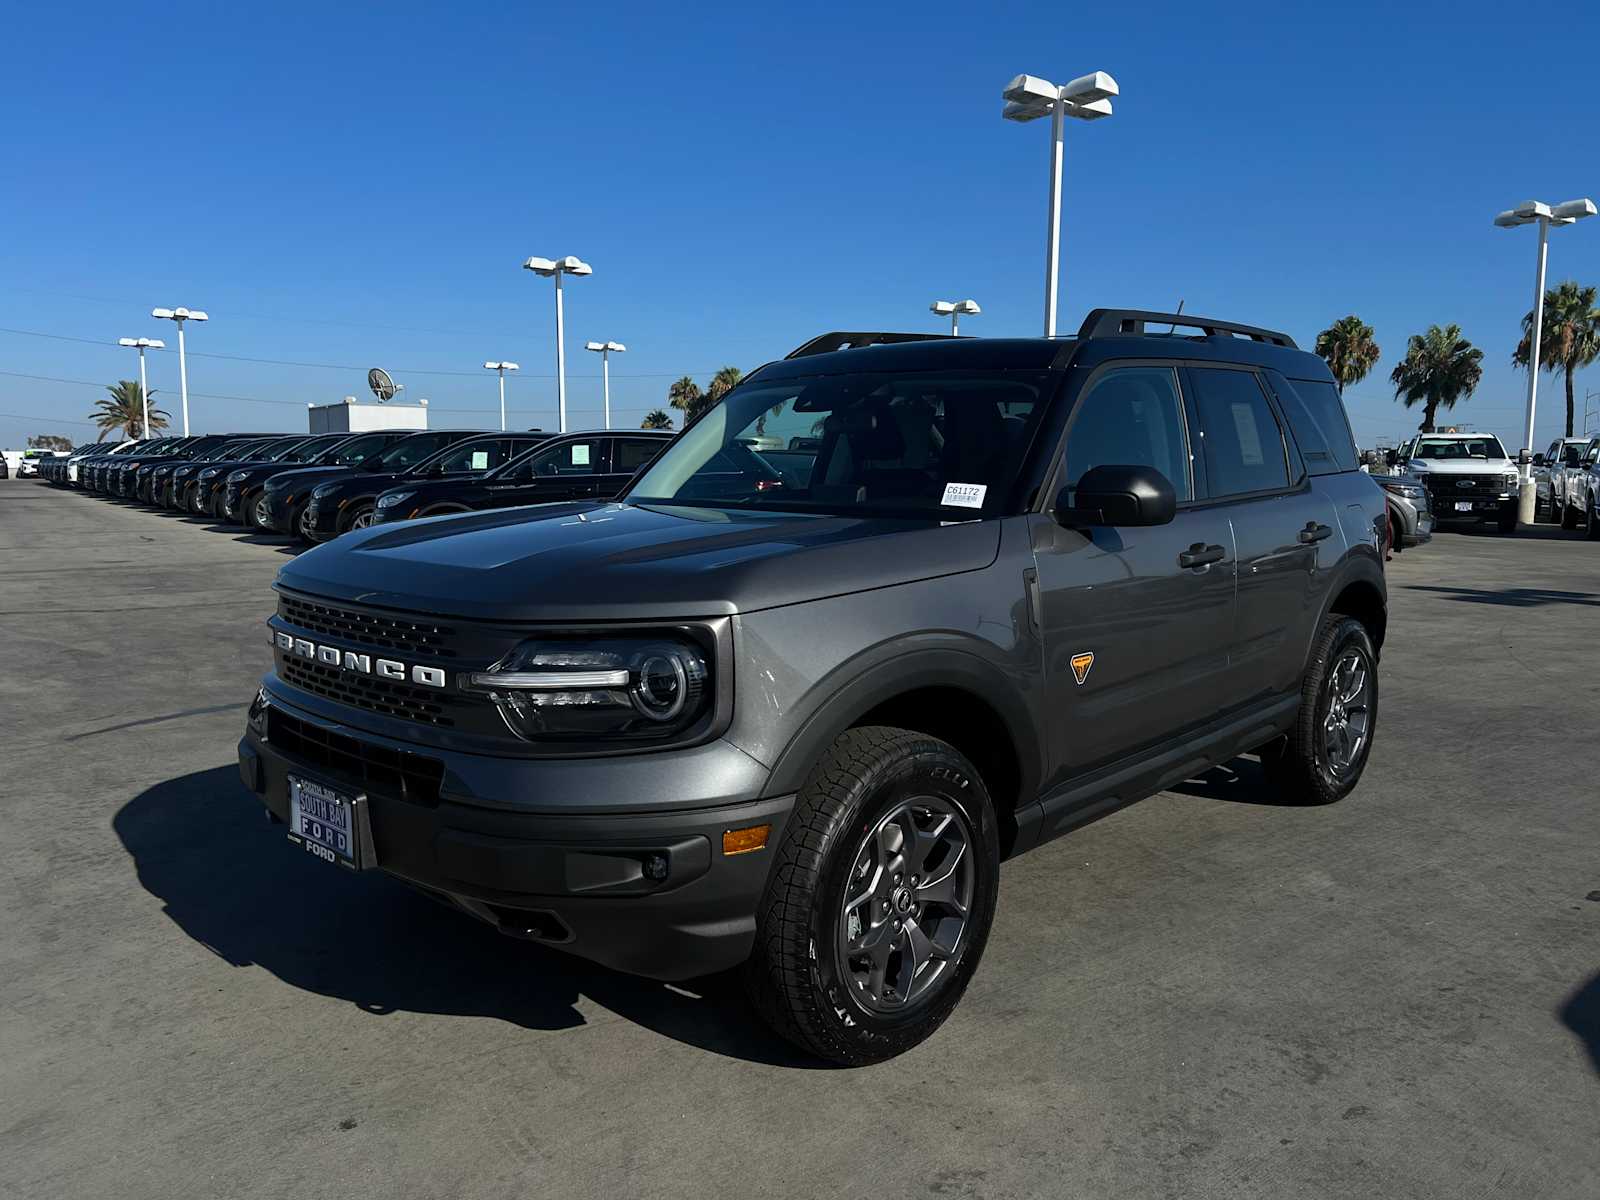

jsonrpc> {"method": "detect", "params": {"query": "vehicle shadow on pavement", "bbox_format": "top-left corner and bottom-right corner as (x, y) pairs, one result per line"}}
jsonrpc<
(113, 765), (825, 1069)
(1404, 585), (1600, 609)
(1559, 971), (1600, 1076)
(1168, 756), (1305, 806)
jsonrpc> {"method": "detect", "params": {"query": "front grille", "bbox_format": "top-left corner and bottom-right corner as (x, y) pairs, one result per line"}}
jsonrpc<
(280, 656), (456, 727)
(1426, 474), (1506, 496)
(279, 595), (457, 657)
(266, 707), (443, 806)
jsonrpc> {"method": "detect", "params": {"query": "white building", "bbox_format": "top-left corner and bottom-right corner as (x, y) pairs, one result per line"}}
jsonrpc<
(306, 398), (429, 434)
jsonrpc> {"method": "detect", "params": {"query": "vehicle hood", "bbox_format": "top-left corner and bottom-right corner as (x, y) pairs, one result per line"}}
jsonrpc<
(265, 464), (361, 488)
(313, 470), (410, 498)
(1408, 459), (1515, 475)
(277, 501), (1002, 621)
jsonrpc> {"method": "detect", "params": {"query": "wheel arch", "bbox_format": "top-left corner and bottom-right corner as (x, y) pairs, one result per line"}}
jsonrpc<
(763, 649), (1040, 858)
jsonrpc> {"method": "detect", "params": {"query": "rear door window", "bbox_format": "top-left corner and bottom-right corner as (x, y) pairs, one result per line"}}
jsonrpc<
(1275, 375), (1360, 474)
(611, 438), (665, 474)
(1189, 368), (1290, 497)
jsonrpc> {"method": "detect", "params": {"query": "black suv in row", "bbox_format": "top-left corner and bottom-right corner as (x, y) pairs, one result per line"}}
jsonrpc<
(239, 310), (1388, 1065)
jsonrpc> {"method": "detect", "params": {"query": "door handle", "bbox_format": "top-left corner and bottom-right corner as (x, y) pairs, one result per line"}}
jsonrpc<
(1298, 522), (1333, 544)
(1178, 542), (1226, 569)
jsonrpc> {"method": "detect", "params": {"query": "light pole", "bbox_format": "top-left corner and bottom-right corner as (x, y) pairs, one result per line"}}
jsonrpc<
(522, 255), (592, 433)
(584, 341), (626, 428)
(1001, 70), (1118, 336)
(117, 337), (165, 438)
(930, 299), (981, 336)
(150, 307), (208, 435)
(483, 361), (520, 431)
(1494, 197), (1596, 522)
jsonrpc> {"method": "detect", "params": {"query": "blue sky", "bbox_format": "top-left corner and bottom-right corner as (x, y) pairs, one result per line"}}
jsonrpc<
(3, 0), (1598, 453)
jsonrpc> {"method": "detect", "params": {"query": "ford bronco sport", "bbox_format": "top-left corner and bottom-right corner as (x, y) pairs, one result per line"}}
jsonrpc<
(239, 309), (1388, 1065)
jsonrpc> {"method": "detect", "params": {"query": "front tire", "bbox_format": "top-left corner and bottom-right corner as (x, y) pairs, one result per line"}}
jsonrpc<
(1262, 616), (1378, 805)
(250, 492), (272, 529)
(344, 504), (377, 533)
(745, 726), (1000, 1066)
(1586, 495), (1600, 541)
(1561, 498), (1582, 530)
(1496, 504), (1518, 534)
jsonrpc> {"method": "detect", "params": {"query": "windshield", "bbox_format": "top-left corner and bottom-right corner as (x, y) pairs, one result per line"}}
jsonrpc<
(1412, 436), (1507, 460)
(278, 434), (347, 464)
(375, 432), (470, 470)
(628, 369), (1051, 517)
(319, 432), (394, 466)
(407, 438), (513, 476)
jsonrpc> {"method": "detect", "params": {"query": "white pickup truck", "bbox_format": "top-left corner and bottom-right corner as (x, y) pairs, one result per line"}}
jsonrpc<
(1396, 432), (1522, 534)
(1556, 436), (1600, 536)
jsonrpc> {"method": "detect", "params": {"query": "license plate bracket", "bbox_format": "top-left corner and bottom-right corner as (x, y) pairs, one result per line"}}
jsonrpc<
(1455, 501), (1474, 512)
(287, 774), (373, 871)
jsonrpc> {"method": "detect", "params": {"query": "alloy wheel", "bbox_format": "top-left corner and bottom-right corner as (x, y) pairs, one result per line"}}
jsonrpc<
(837, 796), (974, 1014)
(1321, 648), (1372, 776)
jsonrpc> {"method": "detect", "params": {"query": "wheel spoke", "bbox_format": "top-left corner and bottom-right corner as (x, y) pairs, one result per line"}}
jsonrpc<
(905, 812), (953, 876)
(914, 841), (967, 912)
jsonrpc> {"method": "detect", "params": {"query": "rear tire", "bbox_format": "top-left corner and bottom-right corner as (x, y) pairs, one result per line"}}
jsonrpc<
(745, 726), (1000, 1066)
(1262, 616), (1378, 806)
(1586, 496), (1600, 541)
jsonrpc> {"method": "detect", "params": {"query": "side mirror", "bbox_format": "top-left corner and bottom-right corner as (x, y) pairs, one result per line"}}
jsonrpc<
(1054, 464), (1177, 528)
(1532, 453), (1546, 467)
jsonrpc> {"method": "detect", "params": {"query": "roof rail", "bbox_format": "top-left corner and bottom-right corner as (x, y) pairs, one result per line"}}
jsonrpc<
(785, 331), (955, 359)
(1077, 308), (1298, 349)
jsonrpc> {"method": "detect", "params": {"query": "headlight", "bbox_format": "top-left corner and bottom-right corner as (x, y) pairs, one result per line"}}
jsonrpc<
(226, 470), (248, 484)
(311, 482), (339, 500)
(466, 635), (711, 743)
(376, 490), (414, 509)
(1503, 472), (1520, 488)
(199, 468), (220, 481)
(1381, 480), (1425, 501)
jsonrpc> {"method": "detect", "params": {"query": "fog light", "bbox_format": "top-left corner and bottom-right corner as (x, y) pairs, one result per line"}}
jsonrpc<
(642, 853), (670, 881)
(722, 824), (770, 856)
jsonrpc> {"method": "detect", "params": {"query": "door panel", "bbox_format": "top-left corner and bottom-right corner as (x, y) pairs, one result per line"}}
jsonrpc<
(1032, 513), (1236, 784)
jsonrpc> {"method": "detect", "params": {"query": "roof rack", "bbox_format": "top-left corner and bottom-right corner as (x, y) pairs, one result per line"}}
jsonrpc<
(1077, 308), (1298, 349)
(785, 331), (955, 359)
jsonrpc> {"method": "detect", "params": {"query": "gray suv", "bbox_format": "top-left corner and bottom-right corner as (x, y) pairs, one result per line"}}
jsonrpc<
(238, 309), (1388, 1064)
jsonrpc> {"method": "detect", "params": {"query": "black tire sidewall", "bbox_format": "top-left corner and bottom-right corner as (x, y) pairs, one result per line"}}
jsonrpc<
(1306, 619), (1379, 801)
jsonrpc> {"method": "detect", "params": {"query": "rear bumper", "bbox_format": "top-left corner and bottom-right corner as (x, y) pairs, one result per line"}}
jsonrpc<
(238, 689), (790, 981)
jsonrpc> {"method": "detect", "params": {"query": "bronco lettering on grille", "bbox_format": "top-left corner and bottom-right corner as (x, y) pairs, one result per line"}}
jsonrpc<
(271, 630), (447, 688)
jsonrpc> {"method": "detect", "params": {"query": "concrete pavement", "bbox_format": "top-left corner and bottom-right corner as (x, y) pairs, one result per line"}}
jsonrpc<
(2, 479), (1596, 1199)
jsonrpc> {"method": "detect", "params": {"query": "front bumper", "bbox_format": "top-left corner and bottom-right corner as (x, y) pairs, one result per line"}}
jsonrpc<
(1426, 491), (1516, 522)
(263, 487), (306, 533)
(238, 687), (790, 981)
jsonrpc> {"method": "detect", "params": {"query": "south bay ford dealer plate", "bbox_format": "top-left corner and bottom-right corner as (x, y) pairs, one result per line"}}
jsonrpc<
(287, 775), (369, 870)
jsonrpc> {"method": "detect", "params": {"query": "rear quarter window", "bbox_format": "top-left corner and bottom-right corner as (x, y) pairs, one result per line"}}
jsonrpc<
(1277, 375), (1360, 474)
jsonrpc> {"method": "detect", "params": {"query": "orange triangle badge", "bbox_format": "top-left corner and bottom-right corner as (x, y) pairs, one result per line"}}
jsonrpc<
(1070, 652), (1095, 686)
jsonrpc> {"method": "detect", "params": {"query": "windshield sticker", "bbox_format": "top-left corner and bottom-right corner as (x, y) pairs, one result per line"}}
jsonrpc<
(941, 482), (986, 509)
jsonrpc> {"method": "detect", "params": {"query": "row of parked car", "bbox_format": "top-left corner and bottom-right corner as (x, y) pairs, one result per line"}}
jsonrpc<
(34, 426), (676, 542)
(1370, 429), (1600, 547)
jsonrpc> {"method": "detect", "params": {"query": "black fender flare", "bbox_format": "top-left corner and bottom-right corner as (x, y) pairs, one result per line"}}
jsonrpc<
(762, 643), (1043, 815)
(1304, 551), (1387, 669)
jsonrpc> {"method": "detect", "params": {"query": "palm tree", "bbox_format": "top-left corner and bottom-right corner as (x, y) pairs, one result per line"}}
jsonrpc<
(1314, 315), (1381, 395)
(1513, 280), (1600, 437)
(706, 366), (744, 402)
(1389, 325), (1483, 433)
(641, 409), (674, 430)
(667, 376), (704, 422)
(92, 380), (168, 440)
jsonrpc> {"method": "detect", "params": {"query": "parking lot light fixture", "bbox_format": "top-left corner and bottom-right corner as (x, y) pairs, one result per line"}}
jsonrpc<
(1002, 70), (1119, 337)
(150, 307), (208, 436)
(583, 341), (625, 429)
(523, 255), (593, 433)
(483, 361), (520, 431)
(1495, 196), (1595, 522)
(117, 336), (165, 438)
(930, 299), (981, 336)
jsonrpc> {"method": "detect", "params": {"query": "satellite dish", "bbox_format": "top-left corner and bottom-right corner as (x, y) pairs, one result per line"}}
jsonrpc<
(368, 367), (398, 403)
